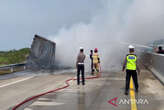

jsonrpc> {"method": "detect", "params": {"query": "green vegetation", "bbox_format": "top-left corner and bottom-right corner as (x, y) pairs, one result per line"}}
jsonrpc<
(0, 48), (30, 66)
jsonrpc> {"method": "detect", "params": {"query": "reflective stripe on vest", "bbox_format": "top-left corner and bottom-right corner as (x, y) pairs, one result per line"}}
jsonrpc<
(92, 53), (99, 64)
(126, 54), (137, 70)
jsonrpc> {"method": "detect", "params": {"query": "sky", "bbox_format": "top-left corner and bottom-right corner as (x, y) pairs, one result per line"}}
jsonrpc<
(1, 0), (164, 70)
(0, 0), (103, 50)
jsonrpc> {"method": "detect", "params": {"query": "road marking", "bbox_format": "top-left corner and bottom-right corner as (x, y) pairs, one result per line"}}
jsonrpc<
(107, 77), (125, 80)
(130, 77), (137, 110)
(38, 98), (52, 101)
(0, 76), (34, 88)
(24, 108), (32, 110)
(31, 101), (64, 106)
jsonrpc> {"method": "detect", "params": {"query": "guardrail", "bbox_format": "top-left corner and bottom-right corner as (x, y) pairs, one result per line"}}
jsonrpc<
(142, 52), (164, 84)
(0, 63), (26, 75)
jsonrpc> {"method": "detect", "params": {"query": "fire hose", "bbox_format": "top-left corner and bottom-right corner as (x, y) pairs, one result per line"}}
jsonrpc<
(12, 64), (102, 110)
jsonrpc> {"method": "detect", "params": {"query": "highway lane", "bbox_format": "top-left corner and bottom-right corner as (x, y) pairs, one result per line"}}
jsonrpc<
(22, 68), (164, 110)
(0, 72), (73, 110)
(0, 66), (163, 110)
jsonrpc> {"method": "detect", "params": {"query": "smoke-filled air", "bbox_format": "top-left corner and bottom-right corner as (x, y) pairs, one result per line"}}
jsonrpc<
(49, 0), (164, 71)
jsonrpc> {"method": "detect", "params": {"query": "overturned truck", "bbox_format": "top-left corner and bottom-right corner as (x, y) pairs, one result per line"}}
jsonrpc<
(27, 35), (56, 70)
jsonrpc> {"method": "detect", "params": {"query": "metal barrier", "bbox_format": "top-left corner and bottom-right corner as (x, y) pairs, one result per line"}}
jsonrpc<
(0, 63), (26, 75)
(142, 52), (164, 84)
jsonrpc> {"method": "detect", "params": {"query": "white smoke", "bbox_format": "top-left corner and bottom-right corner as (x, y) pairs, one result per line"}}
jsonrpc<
(49, 0), (164, 71)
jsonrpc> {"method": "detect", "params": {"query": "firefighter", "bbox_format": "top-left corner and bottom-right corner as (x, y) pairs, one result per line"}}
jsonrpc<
(92, 48), (100, 76)
(122, 45), (140, 95)
(76, 47), (86, 85)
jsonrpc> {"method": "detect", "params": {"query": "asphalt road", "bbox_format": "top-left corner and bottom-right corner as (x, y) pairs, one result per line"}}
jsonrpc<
(0, 67), (163, 110)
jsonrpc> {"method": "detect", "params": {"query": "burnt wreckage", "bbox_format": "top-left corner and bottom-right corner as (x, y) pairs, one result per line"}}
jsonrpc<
(27, 35), (56, 70)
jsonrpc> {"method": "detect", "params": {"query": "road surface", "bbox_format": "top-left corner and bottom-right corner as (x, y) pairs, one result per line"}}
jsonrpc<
(0, 66), (163, 110)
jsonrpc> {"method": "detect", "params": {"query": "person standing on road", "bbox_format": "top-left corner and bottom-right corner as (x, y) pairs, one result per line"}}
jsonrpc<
(122, 45), (140, 95)
(76, 47), (86, 85)
(92, 48), (100, 76)
(90, 50), (94, 75)
(157, 46), (164, 54)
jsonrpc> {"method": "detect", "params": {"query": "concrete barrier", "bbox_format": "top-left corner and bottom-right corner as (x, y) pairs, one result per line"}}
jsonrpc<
(142, 52), (164, 84)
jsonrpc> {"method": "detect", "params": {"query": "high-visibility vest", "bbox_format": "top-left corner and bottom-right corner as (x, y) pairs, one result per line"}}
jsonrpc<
(126, 54), (137, 70)
(92, 53), (99, 64)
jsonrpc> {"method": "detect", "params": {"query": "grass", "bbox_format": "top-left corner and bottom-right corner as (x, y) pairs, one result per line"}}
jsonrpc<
(0, 48), (30, 66)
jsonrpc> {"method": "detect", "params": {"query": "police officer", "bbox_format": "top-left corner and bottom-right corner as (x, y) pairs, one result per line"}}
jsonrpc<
(122, 45), (140, 95)
(76, 47), (86, 85)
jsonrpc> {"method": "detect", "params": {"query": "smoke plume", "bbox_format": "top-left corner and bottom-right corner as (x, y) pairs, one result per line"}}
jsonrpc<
(49, 0), (164, 71)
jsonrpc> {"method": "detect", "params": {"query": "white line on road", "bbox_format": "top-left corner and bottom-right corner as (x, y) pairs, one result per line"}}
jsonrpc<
(31, 101), (64, 106)
(24, 108), (32, 110)
(0, 76), (34, 88)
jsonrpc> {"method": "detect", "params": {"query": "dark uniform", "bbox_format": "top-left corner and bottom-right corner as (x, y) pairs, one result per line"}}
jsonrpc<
(157, 46), (164, 54)
(123, 54), (140, 95)
(90, 50), (94, 74)
(76, 52), (86, 85)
